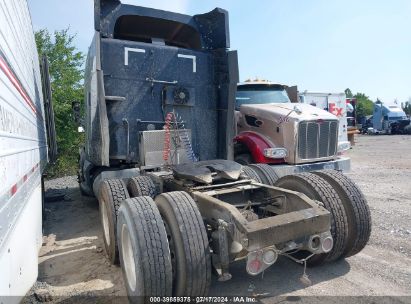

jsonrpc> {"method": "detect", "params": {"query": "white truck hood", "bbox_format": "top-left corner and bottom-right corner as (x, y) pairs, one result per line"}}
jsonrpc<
(240, 103), (338, 123)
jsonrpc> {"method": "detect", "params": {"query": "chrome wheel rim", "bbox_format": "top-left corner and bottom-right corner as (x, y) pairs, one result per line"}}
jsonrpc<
(122, 224), (137, 292)
(164, 220), (176, 281)
(101, 200), (110, 246)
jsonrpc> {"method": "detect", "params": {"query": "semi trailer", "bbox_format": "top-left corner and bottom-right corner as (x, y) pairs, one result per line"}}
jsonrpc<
(234, 81), (351, 176)
(77, 1), (371, 301)
(0, 0), (56, 301)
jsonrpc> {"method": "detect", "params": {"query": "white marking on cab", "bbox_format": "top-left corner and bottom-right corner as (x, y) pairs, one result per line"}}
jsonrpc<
(124, 47), (145, 66)
(178, 54), (196, 73)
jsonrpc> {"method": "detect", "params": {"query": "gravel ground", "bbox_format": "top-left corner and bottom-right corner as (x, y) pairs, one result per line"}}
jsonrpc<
(25, 135), (411, 303)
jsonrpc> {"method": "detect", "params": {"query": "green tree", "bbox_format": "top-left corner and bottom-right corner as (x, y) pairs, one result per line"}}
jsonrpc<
(354, 92), (374, 122)
(344, 88), (353, 98)
(402, 98), (411, 116)
(35, 29), (85, 176)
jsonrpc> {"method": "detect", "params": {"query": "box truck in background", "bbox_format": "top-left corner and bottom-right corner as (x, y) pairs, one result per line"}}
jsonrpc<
(299, 92), (351, 151)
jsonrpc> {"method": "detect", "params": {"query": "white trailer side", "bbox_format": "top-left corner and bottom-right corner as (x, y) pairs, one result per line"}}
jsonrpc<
(0, 0), (50, 301)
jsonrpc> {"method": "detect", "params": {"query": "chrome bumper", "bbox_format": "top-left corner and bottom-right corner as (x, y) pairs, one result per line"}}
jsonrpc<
(271, 157), (351, 177)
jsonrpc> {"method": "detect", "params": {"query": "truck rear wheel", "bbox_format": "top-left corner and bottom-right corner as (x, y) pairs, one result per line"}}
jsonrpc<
(117, 197), (172, 302)
(128, 176), (157, 198)
(242, 166), (263, 183)
(275, 173), (348, 265)
(312, 170), (371, 257)
(155, 191), (211, 296)
(99, 179), (129, 265)
(248, 164), (279, 186)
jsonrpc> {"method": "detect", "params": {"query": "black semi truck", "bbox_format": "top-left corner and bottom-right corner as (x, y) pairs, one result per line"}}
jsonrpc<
(74, 0), (371, 301)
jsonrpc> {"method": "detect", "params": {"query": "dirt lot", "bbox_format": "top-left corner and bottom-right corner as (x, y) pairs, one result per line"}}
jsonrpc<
(26, 135), (411, 303)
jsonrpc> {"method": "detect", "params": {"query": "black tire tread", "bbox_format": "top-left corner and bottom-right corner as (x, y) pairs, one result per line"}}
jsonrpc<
(106, 179), (129, 216)
(248, 164), (279, 185)
(100, 179), (129, 264)
(242, 166), (263, 183)
(313, 170), (371, 257)
(156, 191), (211, 296)
(124, 197), (172, 296)
(128, 176), (157, 198)
(275, 172), (348, 264)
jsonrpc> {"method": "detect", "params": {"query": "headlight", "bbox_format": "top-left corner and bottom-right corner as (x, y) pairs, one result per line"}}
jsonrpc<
(337, 141), (351, 152)
(263, 148), (287, 159)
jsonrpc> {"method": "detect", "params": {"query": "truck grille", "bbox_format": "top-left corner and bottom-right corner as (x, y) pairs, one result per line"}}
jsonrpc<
(298, 120), (338, 160)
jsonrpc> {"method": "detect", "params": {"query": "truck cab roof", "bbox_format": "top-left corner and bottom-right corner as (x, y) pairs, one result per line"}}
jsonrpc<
(238, 81), (286, 88)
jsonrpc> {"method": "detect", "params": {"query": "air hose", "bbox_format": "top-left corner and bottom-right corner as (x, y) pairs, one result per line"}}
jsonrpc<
(162, 111), (197, 163)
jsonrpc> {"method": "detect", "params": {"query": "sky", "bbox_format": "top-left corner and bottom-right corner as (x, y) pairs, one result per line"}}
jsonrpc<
(28, 0), (411, 103)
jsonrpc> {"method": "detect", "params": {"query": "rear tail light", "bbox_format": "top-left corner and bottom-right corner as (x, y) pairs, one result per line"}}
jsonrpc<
(246, 248), (278, 276)
(322, 237), (333, 253)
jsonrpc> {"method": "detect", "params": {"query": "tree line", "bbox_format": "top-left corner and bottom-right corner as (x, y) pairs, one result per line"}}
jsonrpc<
(35, 29), (84, 177)
(345, 88), (411, 122)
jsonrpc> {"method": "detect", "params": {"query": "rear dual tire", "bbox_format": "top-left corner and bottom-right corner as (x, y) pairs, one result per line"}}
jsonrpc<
(312, 170), (371, 257)
(117, 197), (172, 303)
(155, 192), (211, 296)
(275, 172), (348, 265)
(275, 170), (371, 265)
(99, 179), (129, 264)
(128, 176), (157, 198)
(117, 192), (211, 302)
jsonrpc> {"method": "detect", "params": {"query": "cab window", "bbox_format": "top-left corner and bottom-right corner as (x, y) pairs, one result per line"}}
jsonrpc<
(236, 84), (290, 109)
